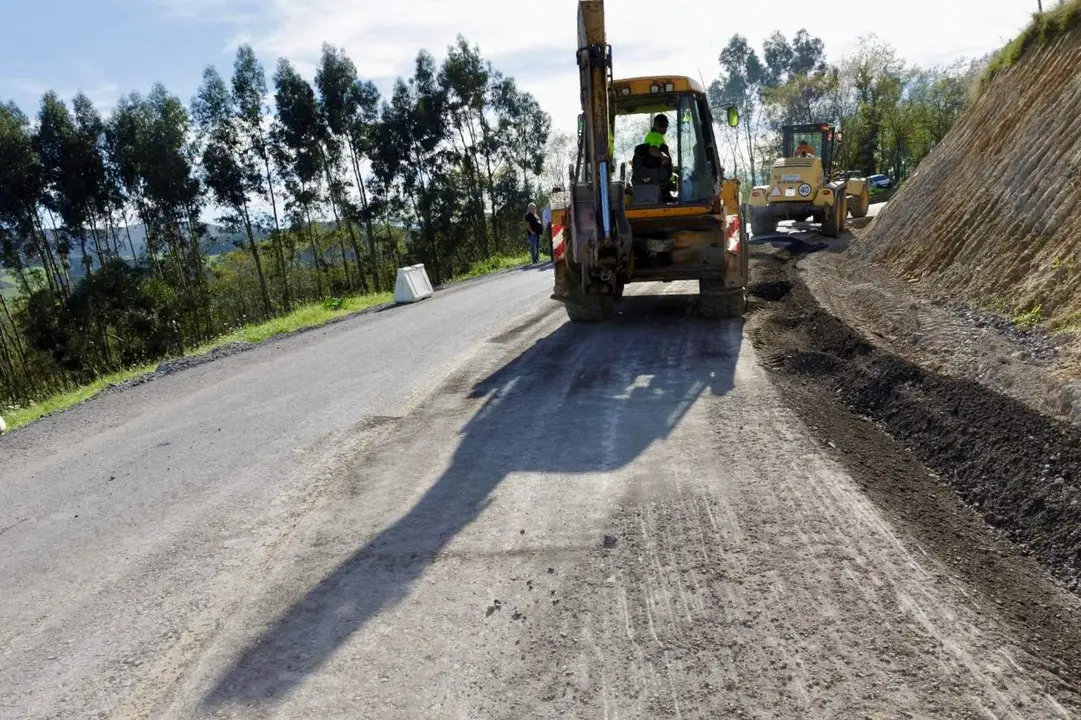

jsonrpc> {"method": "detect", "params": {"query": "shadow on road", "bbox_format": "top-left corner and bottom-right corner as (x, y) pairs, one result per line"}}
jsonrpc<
(203, 292), (742, 708)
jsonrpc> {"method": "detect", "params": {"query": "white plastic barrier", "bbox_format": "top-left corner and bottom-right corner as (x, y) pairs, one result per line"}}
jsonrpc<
(394, 263), (434, 304)
(0, 414), (6, 435)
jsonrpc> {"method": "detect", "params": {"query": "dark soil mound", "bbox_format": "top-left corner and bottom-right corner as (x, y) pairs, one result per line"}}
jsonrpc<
(751, 250), (1081, 593)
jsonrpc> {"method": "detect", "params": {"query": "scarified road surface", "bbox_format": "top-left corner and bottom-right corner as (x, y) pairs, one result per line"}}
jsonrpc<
(2, 261), (1079, 718)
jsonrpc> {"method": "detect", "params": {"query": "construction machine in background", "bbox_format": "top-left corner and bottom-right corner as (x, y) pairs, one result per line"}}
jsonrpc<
(748, 123), (869, 238)
(550, 0), (748, 322)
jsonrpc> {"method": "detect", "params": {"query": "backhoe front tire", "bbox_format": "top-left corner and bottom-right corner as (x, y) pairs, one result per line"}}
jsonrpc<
(700, 279), (746, 319)
(821, 202), (840, 238)
(848, 188), (869, 219)
(564, 263), (615, 322)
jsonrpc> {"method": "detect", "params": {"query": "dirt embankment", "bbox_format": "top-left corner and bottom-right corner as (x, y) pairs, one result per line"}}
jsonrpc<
(859, 15), (1081, 338)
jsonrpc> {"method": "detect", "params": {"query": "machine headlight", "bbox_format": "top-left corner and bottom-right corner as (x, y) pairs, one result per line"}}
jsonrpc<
(798, 183), (812, 197)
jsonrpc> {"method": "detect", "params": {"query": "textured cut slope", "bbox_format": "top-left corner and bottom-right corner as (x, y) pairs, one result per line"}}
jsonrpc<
(861, 22), (1081, 329)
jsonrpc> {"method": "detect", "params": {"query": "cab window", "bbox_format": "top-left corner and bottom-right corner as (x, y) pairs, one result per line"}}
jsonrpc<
(791, 132), (823, 157)
(677, 95), (712, 203)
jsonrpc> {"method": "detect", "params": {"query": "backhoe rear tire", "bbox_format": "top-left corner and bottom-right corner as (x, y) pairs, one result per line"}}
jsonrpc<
(564, 263), (615, 322)
(700, 279), (746, 319)
(751, 216), (777, 236)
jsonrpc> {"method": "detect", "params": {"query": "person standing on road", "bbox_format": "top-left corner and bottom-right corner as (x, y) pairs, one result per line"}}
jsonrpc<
(524, 203), (544, 264)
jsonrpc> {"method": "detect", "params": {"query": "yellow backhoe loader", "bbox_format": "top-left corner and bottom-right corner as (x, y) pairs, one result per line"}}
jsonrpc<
(748, 123), (869, 238)
(550, 0), (748, 322)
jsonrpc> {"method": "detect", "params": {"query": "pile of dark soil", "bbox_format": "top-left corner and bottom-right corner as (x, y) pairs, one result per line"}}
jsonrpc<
(750, 250), (1081, 591)
(746, 246), (1081, 680)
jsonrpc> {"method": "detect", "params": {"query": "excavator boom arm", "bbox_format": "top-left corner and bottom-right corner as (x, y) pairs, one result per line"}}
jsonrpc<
(577, 0), (613, 242)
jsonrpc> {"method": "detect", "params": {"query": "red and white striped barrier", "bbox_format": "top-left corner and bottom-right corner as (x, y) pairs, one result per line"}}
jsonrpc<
(726, 214), (742, 253)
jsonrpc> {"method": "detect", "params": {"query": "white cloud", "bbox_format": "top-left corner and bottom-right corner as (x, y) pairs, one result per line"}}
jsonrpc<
(164, 0), (1036, 133)
(0, 77), (120, 114)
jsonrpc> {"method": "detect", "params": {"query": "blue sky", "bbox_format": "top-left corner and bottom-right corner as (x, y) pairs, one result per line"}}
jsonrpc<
(1, 0), (1040, 133)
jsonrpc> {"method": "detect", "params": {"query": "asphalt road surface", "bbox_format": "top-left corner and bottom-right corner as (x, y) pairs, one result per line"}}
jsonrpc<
(1, 255), (1076, 719)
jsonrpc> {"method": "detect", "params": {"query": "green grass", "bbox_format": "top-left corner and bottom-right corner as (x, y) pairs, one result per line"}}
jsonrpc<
(1051, 310), (1081, 331)
(0, 269), (18, 300)
(452, 252), (533, 282)
(191, 291), (393, 351)
(1013, 304), (1045, 328)
(1, 254), (537, 433)
(1051, 256), (1079, 274)
(981, 0), (1081, 89)
(4, 364), (155, 431)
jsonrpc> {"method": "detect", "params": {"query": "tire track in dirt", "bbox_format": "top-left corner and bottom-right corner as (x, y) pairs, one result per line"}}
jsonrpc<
(490, 287), (1080, 718)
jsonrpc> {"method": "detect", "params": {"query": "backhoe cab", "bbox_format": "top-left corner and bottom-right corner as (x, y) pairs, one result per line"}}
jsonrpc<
(553, 0), (748, 322)
(748, 123), (869, 238)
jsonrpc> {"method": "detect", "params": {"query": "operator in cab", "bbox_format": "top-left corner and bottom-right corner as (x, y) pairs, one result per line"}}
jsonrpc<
(795, 140), (816, 158)
(641, 113), (677, 201)
(644, 114), (673, 168)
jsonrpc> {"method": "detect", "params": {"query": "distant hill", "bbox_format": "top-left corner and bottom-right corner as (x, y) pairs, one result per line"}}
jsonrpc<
(0, 218), (400, 294)
(0, 223), (269, 286)
(62, 223), (264, 265)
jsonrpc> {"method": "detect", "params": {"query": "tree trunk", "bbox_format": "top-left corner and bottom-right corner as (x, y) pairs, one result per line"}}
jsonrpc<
(303, 202), (325, 298)
(45, 210), (73, 290)
(260, 153), (292, 312)
(324, 198), (353, 291)
(0, 292), (37, 398)
(242, 204), (273, 317)
(78, 229), (93, 276)
(123, 220), (138, 264)
(347, 142), (382, 292)
(343, 219), (368, 294)
(0, 321), (20, 403)
(186, 206), (215, 336)
(478, 117), (502, 249)
(743, 114), (757, 185)
(135, 200), (165, 280)
(454, 117), (490, 259)
(318, 147), (366, 294)
(88, 214), (107, 267)
(27, 205), (62, 294)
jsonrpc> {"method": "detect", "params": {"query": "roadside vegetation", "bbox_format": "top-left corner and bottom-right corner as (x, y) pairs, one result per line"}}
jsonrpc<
(708, 30), (983, 189)
(982, 0), (1081, 88)
(0, 37), (552, 410)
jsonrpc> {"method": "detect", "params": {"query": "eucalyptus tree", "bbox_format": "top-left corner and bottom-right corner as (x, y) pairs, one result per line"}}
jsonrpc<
(234, 44), (292, 310)
(193, 65), (272, 317)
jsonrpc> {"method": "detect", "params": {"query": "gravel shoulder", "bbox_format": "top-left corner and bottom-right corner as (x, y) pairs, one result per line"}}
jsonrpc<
(745, 240), (1081, 691)
(802, 223), (1081, 425)
(777, 220), (1081, 596)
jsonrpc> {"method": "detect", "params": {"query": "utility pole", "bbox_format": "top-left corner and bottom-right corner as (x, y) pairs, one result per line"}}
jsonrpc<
(1038, 0), (1043, 12)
